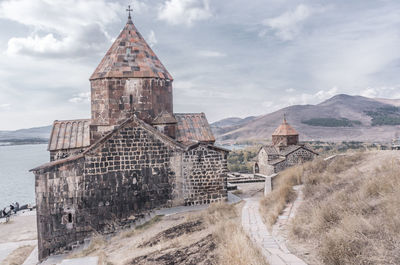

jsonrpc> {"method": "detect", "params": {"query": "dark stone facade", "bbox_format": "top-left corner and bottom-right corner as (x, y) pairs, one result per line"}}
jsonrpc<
(90, 78), (173, 142)
(272, 134), (299, 148)
(182, 145), (228, 205)
(33, 118), (228, 260)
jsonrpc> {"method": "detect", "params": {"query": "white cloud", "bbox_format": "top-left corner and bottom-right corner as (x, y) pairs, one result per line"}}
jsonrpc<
(158, 0), (212, 26)
(285, 88), (295, 93)
(0, 0), (122, 57)
(315, 86), (339, 100)
(69, 92), (90, 103)
(130, 0), (148, 14)
(197, 50), (226, 58)
(8, 34), (69, 55)
(286, 87), (340, 106)
(0, 104), (11, 110)
(360, 88), (378, 98)
(147, 30), (158, 47)
(261, 4), (325, 40)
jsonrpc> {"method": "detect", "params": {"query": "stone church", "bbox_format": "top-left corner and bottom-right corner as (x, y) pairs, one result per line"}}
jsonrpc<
(254, 117), (318, 175)
(31, 13), (228, 261)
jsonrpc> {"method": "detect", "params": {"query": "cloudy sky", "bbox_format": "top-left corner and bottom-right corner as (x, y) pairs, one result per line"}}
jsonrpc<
(1, 0), (400, 130)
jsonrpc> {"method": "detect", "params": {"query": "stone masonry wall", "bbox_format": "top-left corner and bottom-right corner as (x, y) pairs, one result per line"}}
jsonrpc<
(35, 158), (85, 261)
(286, 148), (316, 166)
(91, 78), (172, 127)
(182, 145), (228, 205)
(256, 149), (275, 175)
(272, 135), (298, 146)
(34, 120), (179, 261)
(50, 148), (86, 162)
(273, 160), (288, 173)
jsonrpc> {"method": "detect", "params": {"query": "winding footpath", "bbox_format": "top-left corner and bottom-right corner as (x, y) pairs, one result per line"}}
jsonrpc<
(241, 185), (307, 265)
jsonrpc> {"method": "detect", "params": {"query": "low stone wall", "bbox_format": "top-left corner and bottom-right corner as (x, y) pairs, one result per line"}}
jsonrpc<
(255, 173), (278, 196)
(182, 145), (228, 205)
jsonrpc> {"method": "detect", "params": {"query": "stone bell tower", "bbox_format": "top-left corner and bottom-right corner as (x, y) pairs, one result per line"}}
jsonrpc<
(272, 115), (299, 149)
(89, 9), (173, 142)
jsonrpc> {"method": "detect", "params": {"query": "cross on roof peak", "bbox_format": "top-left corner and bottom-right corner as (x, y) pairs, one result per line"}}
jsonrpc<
(126, 5), (133, 20)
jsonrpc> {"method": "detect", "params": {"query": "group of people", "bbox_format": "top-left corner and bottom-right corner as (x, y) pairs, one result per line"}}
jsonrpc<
(1, 202), (19, 218)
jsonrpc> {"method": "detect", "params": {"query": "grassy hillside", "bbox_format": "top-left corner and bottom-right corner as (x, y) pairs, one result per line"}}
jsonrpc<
(365, 106), (400, 126)
(260, 151), (400, 264)
(291, 151), (400, 265)
(301, 118), (361, 127)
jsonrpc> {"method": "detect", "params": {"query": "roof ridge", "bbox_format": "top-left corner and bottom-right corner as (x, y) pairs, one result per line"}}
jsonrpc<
(53, 118), (90, 122)
(174, 112), (205, 115)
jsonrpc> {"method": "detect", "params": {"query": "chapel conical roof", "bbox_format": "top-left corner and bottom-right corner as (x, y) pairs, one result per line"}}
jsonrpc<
(90, 18), (173, 80)
(272, 116), (299, 136)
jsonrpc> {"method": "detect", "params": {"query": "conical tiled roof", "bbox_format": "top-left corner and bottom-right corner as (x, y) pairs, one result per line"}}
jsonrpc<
(90, 18), (172, 80)
(272, 117), (299, 136)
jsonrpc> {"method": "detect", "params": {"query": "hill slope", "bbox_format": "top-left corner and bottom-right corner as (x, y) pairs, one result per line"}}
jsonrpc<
(0, 125), (52, 141)
(212, 94), (400, 143)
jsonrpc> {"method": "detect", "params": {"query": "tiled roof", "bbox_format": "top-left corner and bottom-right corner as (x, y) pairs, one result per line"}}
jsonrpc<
(272, 118), (298, 136)
(279, 144), (319, 156)
(262, 145), (278, 155)
(269, 157), (286, 165)
(48, 119), (91, 151)
(152, 111), (177, 125)
(279, 145), (302, 156)
(90, 19), (172, 80)
(175, 113), (215, 143)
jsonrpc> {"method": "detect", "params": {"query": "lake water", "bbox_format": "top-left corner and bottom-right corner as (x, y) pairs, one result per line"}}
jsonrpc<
(0, 144), (48, 208)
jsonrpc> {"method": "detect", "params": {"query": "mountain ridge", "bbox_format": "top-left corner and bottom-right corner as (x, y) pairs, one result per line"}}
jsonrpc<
(211, 94), (400, 143)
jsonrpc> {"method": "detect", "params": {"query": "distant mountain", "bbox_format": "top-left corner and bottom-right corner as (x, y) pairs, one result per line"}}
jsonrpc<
(0, 125), (52, 144)
(212, 94), (400, 143)
(211, 116), (257, 128)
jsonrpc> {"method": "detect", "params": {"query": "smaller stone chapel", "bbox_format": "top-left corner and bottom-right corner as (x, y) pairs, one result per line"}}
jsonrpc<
(254, 116), (318, 175)
(31, 11), (228, 261)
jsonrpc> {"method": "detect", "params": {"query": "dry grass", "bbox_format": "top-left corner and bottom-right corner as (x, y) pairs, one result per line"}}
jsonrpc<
(1, 245), (35, 265)
(214, 220), (267, 265)
(204, 202), (238, 225)
(68, 202), (267, 265)
(204, 202), (268, 265)
(259, 165), (304, 229)
(69, 234), (106, 258)
(259, 152), (365, 230)
(290, 151), (400, 265)
(120, 215), (163, 238)
(70, 215), (163, 260)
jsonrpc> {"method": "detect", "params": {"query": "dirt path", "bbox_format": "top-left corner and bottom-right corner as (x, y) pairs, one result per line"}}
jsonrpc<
(241, 189), (307, 265)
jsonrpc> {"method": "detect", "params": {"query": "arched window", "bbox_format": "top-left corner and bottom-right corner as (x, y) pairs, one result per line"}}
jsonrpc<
(129, 95), (133, 105)
(68, 213), (73, 223)
(254, 163), (260, 174)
